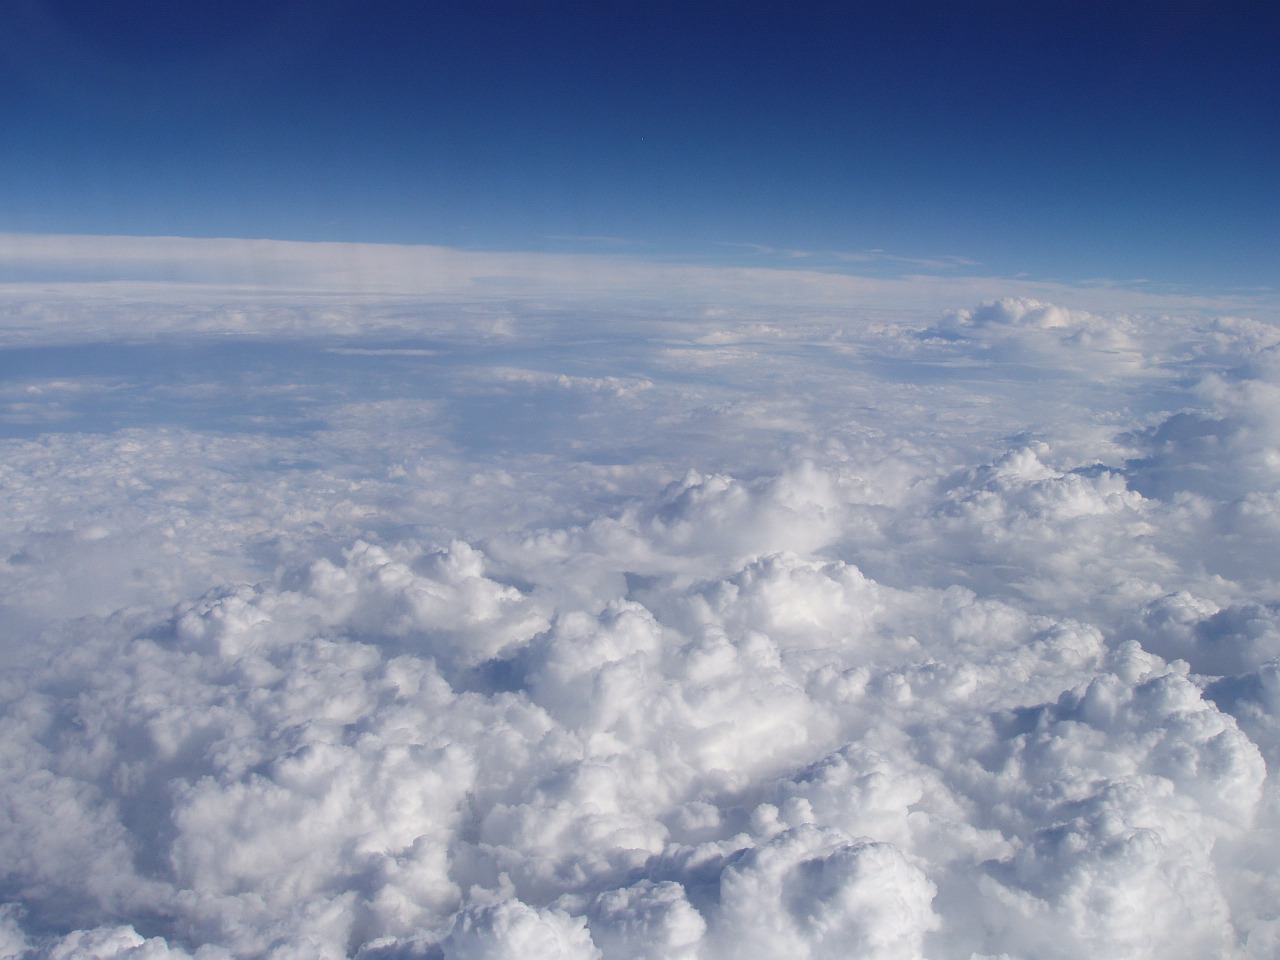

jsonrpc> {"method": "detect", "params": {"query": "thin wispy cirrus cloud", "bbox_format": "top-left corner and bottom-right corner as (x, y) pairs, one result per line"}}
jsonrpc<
(2, 2), (1279, 959)
(721, 242), (983, 272)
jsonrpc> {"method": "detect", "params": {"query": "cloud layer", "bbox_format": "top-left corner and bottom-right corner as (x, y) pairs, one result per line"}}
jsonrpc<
(1, 250), (1279, 958)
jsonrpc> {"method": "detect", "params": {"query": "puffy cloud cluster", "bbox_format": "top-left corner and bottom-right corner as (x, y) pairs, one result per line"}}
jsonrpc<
(1, 461), (1273, 959)
(1, 288), (1279, 958)
(931, 297), (1145, 373)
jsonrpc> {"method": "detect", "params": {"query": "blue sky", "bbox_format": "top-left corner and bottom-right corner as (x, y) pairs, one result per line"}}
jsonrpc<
(2, 0), (1276, 289)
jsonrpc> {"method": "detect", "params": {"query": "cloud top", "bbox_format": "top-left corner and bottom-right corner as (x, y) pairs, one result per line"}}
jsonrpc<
(0, 271), (1278, 957)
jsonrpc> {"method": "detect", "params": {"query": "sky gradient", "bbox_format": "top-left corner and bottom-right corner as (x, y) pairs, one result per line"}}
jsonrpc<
(2, 0), (1277, 290)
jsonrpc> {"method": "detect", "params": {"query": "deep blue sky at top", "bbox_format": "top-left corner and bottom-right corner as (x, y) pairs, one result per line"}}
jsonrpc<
(1, 0), (1276, 288)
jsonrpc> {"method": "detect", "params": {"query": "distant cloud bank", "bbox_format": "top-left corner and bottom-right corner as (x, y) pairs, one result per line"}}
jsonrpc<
(1, 233), (1273, 323)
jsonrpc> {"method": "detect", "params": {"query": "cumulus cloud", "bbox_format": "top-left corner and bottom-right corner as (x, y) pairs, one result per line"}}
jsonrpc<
(1, 470), (1269, 957)
(927, 297), (1149, 376)
(710, 827), (937, 960)
(1, 254), (1279, 957)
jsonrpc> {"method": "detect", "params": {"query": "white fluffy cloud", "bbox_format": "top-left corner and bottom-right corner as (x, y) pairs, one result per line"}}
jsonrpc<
(1, 248), (1279, 958)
